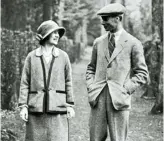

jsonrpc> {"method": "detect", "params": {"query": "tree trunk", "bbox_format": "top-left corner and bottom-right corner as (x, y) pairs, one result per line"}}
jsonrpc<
(74, 25), (82, 61)
(43, 0), (53, 21)
(57, 0), (65, 26)
(81, 17), (88, 46)
(74, 26), (82, 43)
(150, 0), (163, 114)
(120, 0), (127, 29)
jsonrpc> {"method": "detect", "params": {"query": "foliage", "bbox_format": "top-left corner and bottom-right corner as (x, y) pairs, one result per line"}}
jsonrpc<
(124, 0), (152, 43)
(64, 0), (96, 27)
(1, 0), (43, 31)
(1, 28), (37, 109)
(139, 2), (152, 41)
(1, 0), (101, 42)
(1, 109), (25, 141)
(62, 0), (101, 40)
(58, 36), (83, 63)
(1, 29), (17, 110)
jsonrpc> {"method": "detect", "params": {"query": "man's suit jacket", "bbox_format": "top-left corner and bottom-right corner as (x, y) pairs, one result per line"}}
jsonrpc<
(86, 29), (148, 110)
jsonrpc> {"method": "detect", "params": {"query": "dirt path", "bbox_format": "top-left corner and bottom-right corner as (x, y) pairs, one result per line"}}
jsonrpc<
(69, 47), (163, 141)
(69, 47), (91, 141)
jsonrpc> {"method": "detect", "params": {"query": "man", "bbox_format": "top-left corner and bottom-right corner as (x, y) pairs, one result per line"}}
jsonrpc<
(86, 3), (148, 141)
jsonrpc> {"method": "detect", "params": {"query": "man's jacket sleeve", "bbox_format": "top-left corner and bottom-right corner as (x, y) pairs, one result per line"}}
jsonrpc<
(86, 40), (97, 87)
(124, 41), (149, 94)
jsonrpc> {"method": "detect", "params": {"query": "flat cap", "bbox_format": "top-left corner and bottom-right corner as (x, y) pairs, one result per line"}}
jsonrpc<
(97, 3), (126, 16)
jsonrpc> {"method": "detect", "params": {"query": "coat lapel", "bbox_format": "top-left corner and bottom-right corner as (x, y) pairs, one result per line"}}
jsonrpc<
(108, 30), (128, 64)
(35, 46), (60, 58)
(103, 33), (110, 62)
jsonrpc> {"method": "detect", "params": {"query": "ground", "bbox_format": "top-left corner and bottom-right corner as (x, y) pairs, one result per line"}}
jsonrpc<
(1, 47), (163, 141)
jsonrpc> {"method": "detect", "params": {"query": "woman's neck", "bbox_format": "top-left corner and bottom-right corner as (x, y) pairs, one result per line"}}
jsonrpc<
(42, 44), (55, 55)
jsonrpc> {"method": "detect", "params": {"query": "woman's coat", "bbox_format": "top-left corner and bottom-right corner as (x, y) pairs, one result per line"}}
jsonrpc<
(18, 47), (74, 113)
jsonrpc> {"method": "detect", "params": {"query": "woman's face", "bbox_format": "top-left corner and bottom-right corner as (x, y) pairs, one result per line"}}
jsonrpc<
(47, 30), (60, 46)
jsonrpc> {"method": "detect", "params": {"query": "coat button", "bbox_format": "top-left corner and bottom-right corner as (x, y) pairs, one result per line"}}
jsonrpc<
(48, 88), (52, 91)
(107, 64), (111, 68)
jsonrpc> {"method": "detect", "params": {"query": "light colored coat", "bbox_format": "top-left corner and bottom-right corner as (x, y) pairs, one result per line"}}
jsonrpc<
(18, 47), (74, 112)
(86, 29), (148, 110)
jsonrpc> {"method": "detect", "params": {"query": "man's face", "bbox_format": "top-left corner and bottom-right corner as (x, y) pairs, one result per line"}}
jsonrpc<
(101, 15), (119, 33)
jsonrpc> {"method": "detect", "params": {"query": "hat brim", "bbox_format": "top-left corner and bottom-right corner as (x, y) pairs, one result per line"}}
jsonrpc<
(97, 12), (124, 16)
(42, 27), (66, 39)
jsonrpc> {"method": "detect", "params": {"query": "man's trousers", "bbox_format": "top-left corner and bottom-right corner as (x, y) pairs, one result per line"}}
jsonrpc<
(89, 85), (129, 141)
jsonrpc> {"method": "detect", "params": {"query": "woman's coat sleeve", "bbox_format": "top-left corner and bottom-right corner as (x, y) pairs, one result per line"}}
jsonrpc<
(64, 53), (74, 105)
(18, 54), (31, 106)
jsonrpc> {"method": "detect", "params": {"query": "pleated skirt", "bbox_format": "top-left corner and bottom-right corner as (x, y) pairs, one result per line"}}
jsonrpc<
(25, 113), (68, 141)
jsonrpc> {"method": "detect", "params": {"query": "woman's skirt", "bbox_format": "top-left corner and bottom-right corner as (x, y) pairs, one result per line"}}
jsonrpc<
(25, 113), (68, 141)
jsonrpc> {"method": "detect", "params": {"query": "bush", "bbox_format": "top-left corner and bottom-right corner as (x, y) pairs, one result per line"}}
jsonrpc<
(1, 29), (37, 110)
(1, 109), (25, 141)
(58, 36), (84, 63)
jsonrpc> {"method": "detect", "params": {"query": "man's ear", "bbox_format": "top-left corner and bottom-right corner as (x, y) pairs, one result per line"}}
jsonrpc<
(116, 16), (120, 21)
(114, 16), (119, 23)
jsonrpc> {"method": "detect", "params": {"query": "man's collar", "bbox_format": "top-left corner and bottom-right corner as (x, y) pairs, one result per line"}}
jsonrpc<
(114, 28), (124, 38)
(35, 46), (59, 57)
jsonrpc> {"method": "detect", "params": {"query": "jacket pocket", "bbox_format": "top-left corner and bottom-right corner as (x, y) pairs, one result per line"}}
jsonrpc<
(87, 82), (95, 92)
(123, 79), (135, 95)
(88, 80), (107, 108)
(118, 84), (129, 95)
(47, 90), (67, 113)
(28, 91), (44, 113)
(111, 81), (129, 95)
(107, 81), (131, 110)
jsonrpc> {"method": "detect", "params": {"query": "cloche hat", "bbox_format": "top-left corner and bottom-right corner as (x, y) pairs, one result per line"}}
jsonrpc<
(36, 20), (66, 41)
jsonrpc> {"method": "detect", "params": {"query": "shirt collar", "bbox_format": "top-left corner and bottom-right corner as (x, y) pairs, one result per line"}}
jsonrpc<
(114, 28), (124, 39)
(35, 46), (59, 57)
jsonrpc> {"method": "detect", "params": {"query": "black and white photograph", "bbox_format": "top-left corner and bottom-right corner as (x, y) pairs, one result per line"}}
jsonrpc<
(1, 0), (163, 141)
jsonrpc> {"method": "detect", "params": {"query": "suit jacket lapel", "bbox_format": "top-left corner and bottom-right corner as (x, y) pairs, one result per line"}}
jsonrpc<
(103, 33), (110, 63)
(108, 30), (128, 64)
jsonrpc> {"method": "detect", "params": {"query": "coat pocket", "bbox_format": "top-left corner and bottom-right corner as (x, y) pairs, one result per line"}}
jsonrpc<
(107, 81), (131, 110)
(28, 91), (45, 113)
(88, 80), (107, 107)
(47, 90), (67, 113)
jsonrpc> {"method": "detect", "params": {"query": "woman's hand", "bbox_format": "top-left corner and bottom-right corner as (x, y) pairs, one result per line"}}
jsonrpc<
(20, 107), (28, 122)
(66, 107), (75, 119)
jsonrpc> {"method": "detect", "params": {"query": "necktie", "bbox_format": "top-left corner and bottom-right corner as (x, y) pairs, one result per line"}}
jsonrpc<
(110, 34), (115, 47)
(109, 33), (115, 55)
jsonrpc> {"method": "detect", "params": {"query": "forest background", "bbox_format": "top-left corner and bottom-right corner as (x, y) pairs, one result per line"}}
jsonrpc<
(1, 0), (163, 140)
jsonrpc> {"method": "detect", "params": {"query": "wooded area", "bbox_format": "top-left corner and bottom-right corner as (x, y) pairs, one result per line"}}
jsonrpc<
(1, 0), (163, 140)
(1, 0), (163, 113)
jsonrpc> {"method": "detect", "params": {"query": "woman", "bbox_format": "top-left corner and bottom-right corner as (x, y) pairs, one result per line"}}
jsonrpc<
(19, 20), (75, 141)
